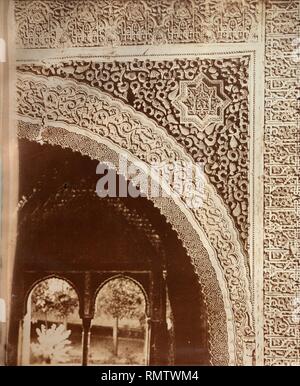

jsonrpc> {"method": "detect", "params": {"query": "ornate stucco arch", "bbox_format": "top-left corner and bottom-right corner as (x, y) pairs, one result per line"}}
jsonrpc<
(16, 72), (254, 365)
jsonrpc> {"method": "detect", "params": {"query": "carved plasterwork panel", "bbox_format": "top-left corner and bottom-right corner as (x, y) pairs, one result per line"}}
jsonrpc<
(264, 0), (300, 366)
(19, 182), (164, 254)
(18, 55), (251, 250)
(10, 0), (300, 368)
(16, 71), (254, 365)
(11, 0), (280, 364)
(172, 73), (231, 127)
(15, 0), (261, 49)
(18, 122), (231, 365)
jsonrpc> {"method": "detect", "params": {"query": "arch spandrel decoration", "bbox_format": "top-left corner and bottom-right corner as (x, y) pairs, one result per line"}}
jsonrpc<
(16, 71), (254, 365)
(18, 54), (251, 251)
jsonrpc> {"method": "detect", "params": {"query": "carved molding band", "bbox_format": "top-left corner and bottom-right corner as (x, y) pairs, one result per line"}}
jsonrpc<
(264, 0), (300, 366)
(15, 0), (261, 49)
(16, 71), (253, 365)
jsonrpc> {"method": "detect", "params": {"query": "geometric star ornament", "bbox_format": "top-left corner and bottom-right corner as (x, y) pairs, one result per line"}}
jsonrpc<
(172, 73), (231, 128)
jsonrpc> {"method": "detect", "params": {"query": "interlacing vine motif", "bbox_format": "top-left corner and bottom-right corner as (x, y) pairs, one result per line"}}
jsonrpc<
(15, 0), (261, 49)
(16, 72), (253, 365)
(18, 56), (251, 250)
(264, 0), (300, 366)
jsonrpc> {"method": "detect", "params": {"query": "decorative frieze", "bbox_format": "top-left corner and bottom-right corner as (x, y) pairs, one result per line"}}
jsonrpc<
(15, 0), (261, 49)
(264, 0), (300, 366)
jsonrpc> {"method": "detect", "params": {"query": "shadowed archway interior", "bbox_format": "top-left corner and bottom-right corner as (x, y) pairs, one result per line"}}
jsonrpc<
(9, 139), (210, 365)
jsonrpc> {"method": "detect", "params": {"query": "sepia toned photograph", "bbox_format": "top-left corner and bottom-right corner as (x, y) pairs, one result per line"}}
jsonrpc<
(0, 0), (299, 367)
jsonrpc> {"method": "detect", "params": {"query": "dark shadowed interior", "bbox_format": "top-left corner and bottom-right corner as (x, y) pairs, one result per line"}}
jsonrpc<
(9, 139), (210, 365)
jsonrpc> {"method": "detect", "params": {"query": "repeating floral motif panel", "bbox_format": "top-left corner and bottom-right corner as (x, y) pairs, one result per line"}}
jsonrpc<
(15, 0), (261, 49)
(18, 56), (251, 250)
(264, 0), (300, 366)
(16, 71), (255, 364)
(13, 0), (300, 366)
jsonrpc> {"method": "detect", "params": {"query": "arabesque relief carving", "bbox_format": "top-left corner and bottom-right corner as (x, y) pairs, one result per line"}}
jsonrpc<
(18, 55), (251, 250)
(11, 0), (300, 367)
(16, 71), (253, 365)
(15, 0), (261, 49)
(264, 0), (300, 366)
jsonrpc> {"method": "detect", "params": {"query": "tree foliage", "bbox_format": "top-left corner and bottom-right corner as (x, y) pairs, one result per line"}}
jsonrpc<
(96, 277), (146, 323)
(31, 278), (79, 320)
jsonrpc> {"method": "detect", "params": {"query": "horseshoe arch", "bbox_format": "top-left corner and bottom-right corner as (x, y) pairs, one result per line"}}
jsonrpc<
(16, 72), (254, 365)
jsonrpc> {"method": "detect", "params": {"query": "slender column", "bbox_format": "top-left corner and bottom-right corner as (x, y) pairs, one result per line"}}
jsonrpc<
(81, 317), (92, 366)
(112, 316), (119, 356)
(144, 317), (151, 365)
(7, 274), (23, 365)
(149, 269), (168, 365)
(21, 296), (31, 365)
(0, 0), (18, 366)
(80, 272), (94, 366)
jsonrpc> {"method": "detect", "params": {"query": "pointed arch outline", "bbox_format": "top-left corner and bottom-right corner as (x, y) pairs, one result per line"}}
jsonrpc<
(16, 71), (254, 365)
